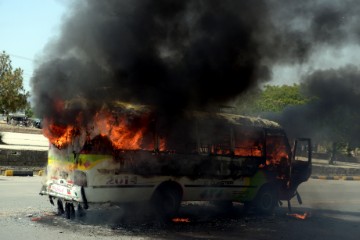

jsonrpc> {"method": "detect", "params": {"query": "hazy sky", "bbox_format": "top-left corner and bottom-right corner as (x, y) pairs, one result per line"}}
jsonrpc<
(0, 0), (69, 91)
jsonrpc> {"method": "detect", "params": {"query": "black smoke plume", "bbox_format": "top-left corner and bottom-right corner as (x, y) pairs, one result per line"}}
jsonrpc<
(270, 65), (360, 147)
(30, 0), (297, 123)
(31, 0), (360, 125)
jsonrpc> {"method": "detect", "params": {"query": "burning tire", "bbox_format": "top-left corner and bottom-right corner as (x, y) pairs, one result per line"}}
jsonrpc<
(152, 185), (182, 221)
(254, 184), (278, 214)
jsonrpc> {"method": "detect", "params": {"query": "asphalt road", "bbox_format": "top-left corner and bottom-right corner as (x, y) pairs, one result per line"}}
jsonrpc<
(297, 178), (360, 214)
(0, 131), (48, 150)
(0, 177), (359, 240)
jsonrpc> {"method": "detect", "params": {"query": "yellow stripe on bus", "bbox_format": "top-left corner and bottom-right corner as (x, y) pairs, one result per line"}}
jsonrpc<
(48, 154), (112, 170)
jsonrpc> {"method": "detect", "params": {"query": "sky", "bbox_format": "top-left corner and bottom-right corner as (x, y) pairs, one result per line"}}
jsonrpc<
(0, 0), (69, 92)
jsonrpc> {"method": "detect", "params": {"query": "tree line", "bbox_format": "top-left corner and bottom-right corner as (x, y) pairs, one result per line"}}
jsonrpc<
(0, 51), (30, 116)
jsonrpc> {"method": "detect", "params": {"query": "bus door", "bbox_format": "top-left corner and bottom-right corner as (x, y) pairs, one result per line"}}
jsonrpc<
(278, 138), (312, 209)
(290, 138), (312, 187)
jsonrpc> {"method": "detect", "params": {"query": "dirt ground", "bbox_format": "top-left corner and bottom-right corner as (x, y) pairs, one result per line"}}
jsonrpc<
(0, 121), (42, 134)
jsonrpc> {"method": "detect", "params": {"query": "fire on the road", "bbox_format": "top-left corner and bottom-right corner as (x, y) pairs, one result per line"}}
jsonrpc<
(172, 218), (191, 223)
(287, 212), (311, 220)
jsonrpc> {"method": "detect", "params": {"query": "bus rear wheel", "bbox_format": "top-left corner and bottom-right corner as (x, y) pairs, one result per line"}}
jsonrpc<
(152, 187), (182, 221)
(254, 184), (278, 215)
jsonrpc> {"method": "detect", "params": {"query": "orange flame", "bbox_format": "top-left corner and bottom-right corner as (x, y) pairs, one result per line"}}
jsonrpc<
(44, 108), (156, 151)
(94, 114), (138, 149)
(287, 212), (310, 220)
(93, 110), (153, 150)
(234, 146), (262, 157)
(158, 137), (166, 151)
(43, 119), (77, 149)
(266, 136), (289, 166)
(172, 218), (190, 223)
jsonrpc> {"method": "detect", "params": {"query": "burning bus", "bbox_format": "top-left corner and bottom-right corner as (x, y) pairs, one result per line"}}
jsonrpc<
(39, 100), (311, 219)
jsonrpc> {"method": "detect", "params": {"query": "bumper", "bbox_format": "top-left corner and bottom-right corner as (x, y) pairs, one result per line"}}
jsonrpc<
(40, 181), (83, 202)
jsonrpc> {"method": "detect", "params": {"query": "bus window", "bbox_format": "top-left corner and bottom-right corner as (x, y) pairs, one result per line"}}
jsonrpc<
(157, 120), (197, 154)
(233, 127), (264, 157)
(198, 121), (231, 156)
(81, 135), (113, 155)
(265, 131), (290, 167)
(138, 128), (155, 150)
(210, 134), (232, 155)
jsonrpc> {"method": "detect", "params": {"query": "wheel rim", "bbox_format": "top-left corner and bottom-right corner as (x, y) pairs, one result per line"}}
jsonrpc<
(163, 192), (178, 213)
(260, 191), (274, 210)
(153, 189), (181, 218)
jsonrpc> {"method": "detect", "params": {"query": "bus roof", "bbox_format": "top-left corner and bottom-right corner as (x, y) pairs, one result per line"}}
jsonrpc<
(189, 111), (281, 129)
(64, 99), (282, 129)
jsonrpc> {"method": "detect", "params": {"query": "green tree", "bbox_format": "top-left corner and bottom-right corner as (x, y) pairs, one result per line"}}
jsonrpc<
(0, 51), (29, 114)
(254, 84), (310, 112)
(236, 84), (310, 115)
(24, 103), (34, 118)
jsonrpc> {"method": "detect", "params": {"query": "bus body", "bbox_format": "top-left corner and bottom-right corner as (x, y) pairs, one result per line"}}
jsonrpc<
(40, 104), (311, 218)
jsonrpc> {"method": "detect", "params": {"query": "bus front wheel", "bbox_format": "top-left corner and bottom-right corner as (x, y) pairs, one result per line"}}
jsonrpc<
(254, 184), (278, 214)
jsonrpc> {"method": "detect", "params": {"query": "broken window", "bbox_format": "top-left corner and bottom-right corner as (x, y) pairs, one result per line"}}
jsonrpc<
(233, 127), (264, 157)
(198, 120), (232, 156)
(265, 130), (290, 166)
(157, 119), (197, 154)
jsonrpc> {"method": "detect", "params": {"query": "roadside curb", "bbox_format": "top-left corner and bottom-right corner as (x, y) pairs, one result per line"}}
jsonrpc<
(3, 169), (34, 176)
(311, 175), (360, 180)
(341, 176), (360, 180)
(1, 168), (45, 177)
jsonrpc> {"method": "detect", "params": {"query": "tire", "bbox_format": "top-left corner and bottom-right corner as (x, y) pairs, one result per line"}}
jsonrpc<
(254, 184), (278, 215)
(70, 203), (75, 218)
(152, 187), (182, 221)
(65, 203), (71, 219)
(57, 199), (65, 215)
(64, 203), (75, 219)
